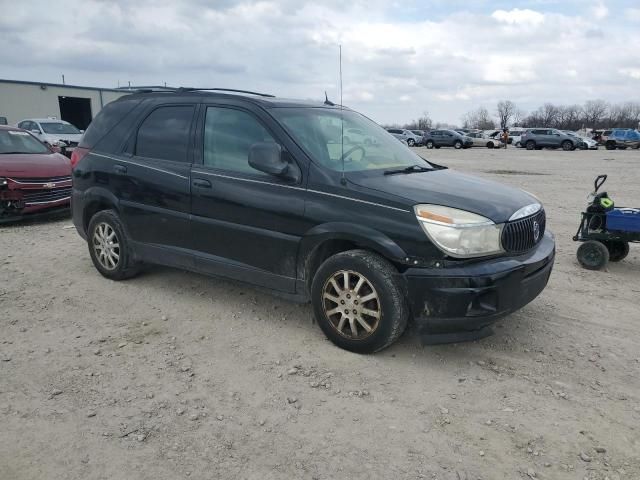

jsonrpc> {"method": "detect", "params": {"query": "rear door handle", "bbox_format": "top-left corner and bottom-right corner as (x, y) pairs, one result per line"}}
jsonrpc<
(113, 164), (127, 174)
(192, 178), (212, 189)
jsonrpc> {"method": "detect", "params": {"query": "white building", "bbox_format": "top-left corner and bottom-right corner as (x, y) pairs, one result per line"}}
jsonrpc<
(0, 79), (129, 130)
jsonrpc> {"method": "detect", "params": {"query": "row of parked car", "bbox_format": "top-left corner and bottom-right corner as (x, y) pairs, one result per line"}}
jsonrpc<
(385, 127), (640, 151)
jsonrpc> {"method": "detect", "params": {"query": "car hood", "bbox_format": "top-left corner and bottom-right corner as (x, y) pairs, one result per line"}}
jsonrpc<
(349, 169), (538, 223)
(1, 153), (71, 178)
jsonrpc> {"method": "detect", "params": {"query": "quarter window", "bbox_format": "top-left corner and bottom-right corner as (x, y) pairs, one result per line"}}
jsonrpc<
(135, 105), (195, 162)
(203, 107), (277, 176)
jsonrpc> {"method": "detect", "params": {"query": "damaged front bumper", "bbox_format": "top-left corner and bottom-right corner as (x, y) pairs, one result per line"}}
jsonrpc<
(0, 176), (72, 223)
(403, 232), (555, 344)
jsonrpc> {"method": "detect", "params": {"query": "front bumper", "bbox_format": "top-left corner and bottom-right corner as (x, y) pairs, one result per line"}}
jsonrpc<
(404, 232), (555, 344)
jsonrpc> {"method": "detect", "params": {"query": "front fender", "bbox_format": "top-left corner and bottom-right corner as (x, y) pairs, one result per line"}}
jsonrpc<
(296, 222), (410, 280)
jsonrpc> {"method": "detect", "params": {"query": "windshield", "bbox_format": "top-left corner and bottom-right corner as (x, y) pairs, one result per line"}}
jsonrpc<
(0, 130), (50, 154)
(40, 122), (81, 135)
(272, 108), (431, 172)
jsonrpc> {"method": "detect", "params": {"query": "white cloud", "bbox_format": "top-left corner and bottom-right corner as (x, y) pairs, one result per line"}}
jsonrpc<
(591, 2), (609, 20)
(626, 8), (640, 21)
(0, 0), (638, 125)
(491, 8), (544, 26)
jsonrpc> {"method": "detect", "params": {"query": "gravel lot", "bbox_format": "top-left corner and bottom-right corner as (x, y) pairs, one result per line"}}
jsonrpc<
(1, 147), (639, 480)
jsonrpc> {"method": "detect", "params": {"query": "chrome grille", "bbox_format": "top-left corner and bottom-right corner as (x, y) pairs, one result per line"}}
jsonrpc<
(11, 175), (72, 184)
(502, 209), (546, 253)
(22, 187), (72, 204)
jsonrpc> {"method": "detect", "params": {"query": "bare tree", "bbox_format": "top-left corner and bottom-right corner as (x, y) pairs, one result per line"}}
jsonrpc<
(496, 100), (516, 128)
(404, 111), (433, 131)
(582, 100), (609, 128)
(462, 107), (495, 130)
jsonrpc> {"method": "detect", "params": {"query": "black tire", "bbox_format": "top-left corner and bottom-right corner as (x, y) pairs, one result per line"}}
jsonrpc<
(515, 141), (521, 148)
(407, 138), (415, 147)
(454, 140), (462, 149)
(87, 210), (140, 280)
(577, 241), (609, 270)
(311, 249), (408, 353)
(561, 140), (573, 151)
(603, 240), (629, 262)
(425, 140), (434, 149)
(526, 140), (536, 150)
(605, 142), (616, 150)
(487, 142), (494, 149)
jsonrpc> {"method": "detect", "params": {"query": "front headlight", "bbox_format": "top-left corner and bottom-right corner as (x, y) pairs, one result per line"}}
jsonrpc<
(414, 204), (503, 258)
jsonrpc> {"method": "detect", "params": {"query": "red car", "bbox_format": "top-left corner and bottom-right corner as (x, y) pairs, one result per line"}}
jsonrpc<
(0, 125), (72, 222)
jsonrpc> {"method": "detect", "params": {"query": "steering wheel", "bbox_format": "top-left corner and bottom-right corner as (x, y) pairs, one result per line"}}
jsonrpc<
(340, 145), (366, 163)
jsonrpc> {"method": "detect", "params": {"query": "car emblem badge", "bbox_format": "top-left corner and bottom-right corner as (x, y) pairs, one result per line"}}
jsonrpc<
(43, 182), (56, 189)
(533, 221), (540, 242)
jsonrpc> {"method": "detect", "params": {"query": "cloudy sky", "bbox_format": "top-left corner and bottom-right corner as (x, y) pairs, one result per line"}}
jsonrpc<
(1, 0), (639, 125)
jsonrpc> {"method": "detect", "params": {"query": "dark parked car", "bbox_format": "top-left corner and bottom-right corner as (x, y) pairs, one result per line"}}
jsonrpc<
(604, 129), (640, 150)
(520, 128), (580, 151)
(0, 125), (72, 222)
(423, 129), (473, 149)
(71, 88), (555, 353)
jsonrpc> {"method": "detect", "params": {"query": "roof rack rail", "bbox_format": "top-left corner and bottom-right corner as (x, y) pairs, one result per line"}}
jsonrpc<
(116, 85), (179, 93)
(177, 87), (275, 98)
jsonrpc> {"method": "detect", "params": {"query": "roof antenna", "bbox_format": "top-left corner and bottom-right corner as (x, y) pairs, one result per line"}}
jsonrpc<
(324, 91), (335, 106)
(339, 44), (346, 186)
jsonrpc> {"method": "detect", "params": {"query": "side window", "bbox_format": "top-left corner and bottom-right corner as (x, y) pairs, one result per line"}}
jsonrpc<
(135, 105), (195, 162)
(203, 107), (277, 176)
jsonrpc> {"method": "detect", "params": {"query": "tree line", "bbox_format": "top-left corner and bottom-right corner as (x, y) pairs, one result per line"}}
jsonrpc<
(395, 100), (640, 132)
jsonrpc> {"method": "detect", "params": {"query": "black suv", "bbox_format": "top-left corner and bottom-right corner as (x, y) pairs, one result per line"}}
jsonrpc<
(71, 88), (555, 353)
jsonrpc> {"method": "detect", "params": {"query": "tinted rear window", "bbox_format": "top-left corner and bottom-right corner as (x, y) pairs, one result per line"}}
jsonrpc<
(80, 97), (139, 148)
(135, 105), (195, 162)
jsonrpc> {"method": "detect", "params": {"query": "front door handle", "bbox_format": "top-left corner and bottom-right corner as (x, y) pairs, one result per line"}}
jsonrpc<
(192, 178), (212, 189)
(113, 164), (127, 174)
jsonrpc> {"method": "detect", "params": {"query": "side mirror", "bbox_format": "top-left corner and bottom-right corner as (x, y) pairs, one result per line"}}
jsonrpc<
(248, 142), (299, 181)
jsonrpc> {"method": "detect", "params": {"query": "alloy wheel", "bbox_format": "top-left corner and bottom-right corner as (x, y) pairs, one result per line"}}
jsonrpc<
(92, 222), (120, 270)
(322, 270), (381, 340)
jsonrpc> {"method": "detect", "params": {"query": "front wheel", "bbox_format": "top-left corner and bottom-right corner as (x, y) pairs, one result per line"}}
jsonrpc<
(562, 140), (574, 151)
(487, 142), (494, 149)
(87, 210), (140, 280)
(311, 250), (408, 353)
(577, 241), (609, 270)
(407, 138), (415, 147)
(425, 140), (434, 149)
(454, 140), (462, 149)
(526, 140), (536, 150)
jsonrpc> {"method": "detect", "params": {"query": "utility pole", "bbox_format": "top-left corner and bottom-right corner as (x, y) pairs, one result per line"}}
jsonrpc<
(62, 74), (65, 85)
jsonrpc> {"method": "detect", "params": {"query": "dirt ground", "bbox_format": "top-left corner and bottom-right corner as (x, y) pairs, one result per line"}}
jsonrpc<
(1, 147), (639, 480)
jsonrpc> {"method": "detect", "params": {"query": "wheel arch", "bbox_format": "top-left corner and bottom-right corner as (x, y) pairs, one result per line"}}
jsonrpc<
(297, 222), (408, 293)
(81, 187), (121, 233)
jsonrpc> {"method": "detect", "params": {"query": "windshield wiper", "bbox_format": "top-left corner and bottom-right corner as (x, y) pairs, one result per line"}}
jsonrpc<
(0, 151), (30, 154)
(384, 165), (433, 176)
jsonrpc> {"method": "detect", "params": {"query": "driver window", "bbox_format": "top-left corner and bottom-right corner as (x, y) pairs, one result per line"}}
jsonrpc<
(204, 107), (277, 176)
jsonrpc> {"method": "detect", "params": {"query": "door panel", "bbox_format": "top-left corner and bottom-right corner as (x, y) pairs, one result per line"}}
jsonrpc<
(190, 105), (306, 292)
(115, 104), (196, 250)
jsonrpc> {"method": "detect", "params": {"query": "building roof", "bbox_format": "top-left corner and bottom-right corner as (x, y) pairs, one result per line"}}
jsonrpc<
(0, 78), (125, 93)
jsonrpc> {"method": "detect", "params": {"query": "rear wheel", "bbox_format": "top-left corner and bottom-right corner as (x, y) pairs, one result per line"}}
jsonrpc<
(577, 241), (609, 270)
(454, 140), (462, 149)
(87, 210), (140, 280)
(515, 141), (521, 147)
(605, 142), (616, 150)
(425, 140), (434, 149)
(562, 140), (573, 151)
(603, 240), (629, 262)
(526, 140), (536, 150)
(311, 250), (408, 353)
